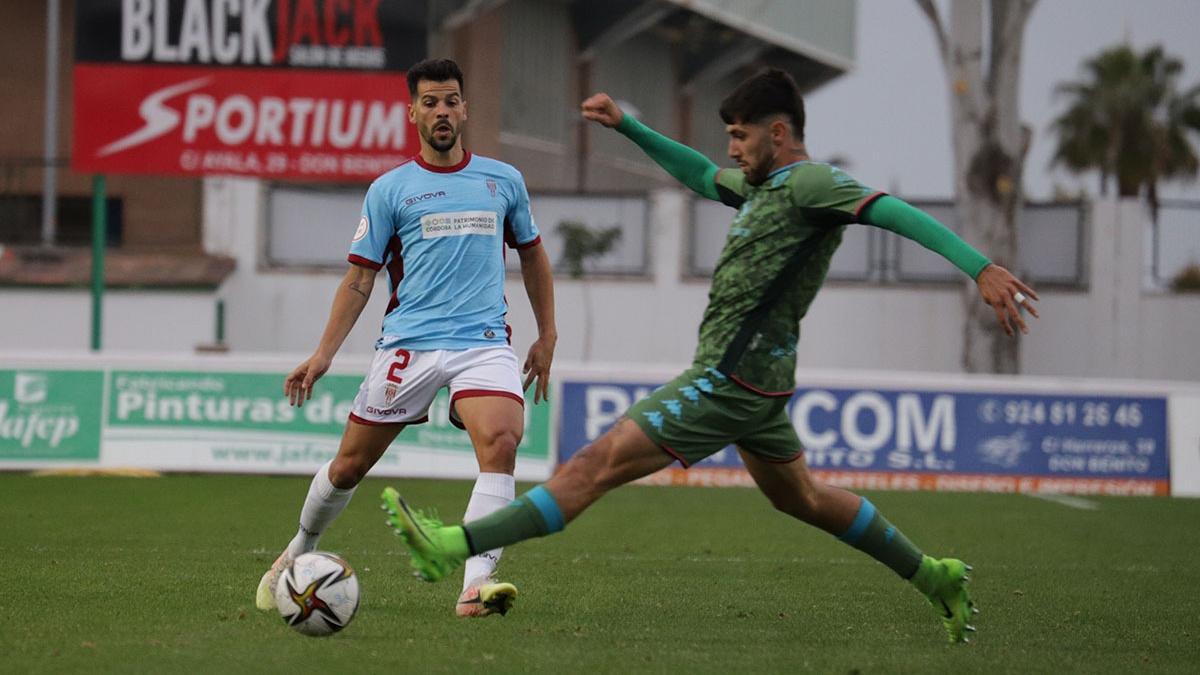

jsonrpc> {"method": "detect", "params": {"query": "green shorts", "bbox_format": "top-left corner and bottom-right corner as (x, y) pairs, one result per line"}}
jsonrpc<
(626, 365), (803, 467)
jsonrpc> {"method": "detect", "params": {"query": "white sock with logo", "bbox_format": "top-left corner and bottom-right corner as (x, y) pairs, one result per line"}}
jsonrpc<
(462, 472), (516, 591)
(285, 461), (356, 559)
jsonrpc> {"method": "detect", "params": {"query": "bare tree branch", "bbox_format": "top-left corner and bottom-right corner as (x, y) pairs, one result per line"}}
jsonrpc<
(987, 0), (1039, 97)
(915, 0), (949, 66)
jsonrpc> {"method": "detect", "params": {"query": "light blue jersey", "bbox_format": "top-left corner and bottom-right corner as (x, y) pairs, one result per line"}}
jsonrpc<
(347, 152), (541, 350)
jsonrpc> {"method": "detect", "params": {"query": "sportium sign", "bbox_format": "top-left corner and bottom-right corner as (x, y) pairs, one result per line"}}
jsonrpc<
(71, 1), (424, 181)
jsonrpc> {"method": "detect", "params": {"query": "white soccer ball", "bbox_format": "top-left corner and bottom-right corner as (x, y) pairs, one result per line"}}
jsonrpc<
(274, 551), (360, 637)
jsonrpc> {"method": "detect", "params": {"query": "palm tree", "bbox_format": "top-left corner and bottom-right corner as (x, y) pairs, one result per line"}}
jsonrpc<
(1051, 45), (1200, 218)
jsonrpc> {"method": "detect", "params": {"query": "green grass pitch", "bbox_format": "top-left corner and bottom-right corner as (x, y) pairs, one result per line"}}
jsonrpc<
(2, 473), (1198, 673)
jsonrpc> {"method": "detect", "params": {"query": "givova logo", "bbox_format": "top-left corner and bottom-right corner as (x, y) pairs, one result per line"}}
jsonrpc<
(0, 372), (82, 450)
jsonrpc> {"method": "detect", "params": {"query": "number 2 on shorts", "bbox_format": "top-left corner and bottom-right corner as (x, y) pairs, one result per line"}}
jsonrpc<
(386, 349), (411, 385)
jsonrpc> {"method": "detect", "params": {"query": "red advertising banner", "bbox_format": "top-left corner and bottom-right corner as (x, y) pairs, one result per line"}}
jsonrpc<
(72, 64), (418, 181)
(71, 1), (425, 180)
(635, 468), (1170, 496)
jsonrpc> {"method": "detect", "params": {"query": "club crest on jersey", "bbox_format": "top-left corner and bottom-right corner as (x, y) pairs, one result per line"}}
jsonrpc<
(486, 179), (497, 198)
(483, 329), (496, 338)
(352, 217), (368, 242)
(384, 383), (399, 406)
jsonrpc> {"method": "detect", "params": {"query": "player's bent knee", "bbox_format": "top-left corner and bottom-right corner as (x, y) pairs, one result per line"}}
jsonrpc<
(475, 428), (520, 469)
(487, 428), (521, 455)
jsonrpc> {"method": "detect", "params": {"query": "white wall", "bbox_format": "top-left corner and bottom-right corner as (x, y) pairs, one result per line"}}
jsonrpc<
(504, 193), (1200, 382)
(1017, 201), (1200, 381)
(202, 177), (392, 358)
(3, 179), (1197, 383)
(0, 288), (217, 351)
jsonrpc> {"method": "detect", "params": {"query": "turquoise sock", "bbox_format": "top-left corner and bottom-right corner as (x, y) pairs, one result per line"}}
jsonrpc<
(462, 485), (565, 554)
(837, 497), (924, 579)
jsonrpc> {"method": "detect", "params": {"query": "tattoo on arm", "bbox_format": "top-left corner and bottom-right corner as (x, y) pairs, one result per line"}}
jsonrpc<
(346, 281), (369, 299)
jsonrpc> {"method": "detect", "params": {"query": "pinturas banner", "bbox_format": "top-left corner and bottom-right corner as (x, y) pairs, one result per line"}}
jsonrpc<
(0, 360), (554, 481)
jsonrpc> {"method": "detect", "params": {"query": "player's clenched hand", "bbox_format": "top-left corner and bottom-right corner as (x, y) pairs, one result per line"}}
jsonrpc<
(284, 354), (332, 408)
(975, 264), (1040, 336)
(581, 93), (624, 128)
(522, 336), (556, 405)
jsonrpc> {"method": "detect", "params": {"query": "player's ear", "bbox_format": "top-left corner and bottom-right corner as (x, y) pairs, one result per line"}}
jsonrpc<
(408, 103), (417, 124)
(770, 118), (789, 147)
(461, 99), (468, 122)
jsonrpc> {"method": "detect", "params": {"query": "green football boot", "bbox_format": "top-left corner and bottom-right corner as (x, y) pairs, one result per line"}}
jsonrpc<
(914, 556), (978, 643)
(380, 487), (469, 582)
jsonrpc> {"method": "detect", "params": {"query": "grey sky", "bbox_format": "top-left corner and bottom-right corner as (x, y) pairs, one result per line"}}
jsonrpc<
(804, 0), (1200, 201)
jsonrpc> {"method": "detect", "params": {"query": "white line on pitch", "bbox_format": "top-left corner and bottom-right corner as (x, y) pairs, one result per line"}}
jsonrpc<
(1026, 492), (1100, 510)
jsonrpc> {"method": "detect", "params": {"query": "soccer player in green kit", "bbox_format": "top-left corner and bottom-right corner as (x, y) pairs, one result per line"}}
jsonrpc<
(380, 68), (1040, 643)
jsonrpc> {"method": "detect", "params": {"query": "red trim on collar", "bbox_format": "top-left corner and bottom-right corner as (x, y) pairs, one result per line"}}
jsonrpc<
(414, 151), (472, 173)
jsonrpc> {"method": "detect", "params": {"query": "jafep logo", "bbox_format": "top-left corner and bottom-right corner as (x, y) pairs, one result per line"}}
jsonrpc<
(0, 372), (82, 450)
(14, 373), (48, 404)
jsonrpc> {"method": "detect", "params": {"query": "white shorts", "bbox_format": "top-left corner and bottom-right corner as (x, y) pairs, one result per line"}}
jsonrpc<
(349, 345), (524, 429)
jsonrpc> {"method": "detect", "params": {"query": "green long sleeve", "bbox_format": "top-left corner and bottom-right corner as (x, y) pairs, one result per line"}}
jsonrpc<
(859, 196), (992, 279)
(615, 114), (720, 201)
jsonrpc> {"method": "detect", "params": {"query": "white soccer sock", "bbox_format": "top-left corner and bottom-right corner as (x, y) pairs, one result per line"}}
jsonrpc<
(285, 461), (357, 558)
(461, 472), (516, 590)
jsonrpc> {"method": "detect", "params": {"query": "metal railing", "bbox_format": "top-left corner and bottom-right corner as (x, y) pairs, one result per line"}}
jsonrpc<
(264, 184), (653, 276)
(506, 192), (651, 277)
(689, 198), (1088, 288)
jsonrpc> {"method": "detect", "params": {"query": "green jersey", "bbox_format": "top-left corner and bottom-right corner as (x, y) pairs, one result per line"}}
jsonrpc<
(610, 114), (989, 396)
(695, 162), (882, 394)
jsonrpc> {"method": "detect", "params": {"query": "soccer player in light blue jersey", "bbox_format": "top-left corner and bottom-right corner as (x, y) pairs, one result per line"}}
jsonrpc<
(256, 59), (557, 618)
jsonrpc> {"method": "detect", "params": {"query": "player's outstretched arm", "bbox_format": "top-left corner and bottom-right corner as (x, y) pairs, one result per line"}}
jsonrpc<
(517, 243), (557, 404)
(284, 264), (376, 407)
(581, 93), (721, 201)
(859, 195), (1039, 335)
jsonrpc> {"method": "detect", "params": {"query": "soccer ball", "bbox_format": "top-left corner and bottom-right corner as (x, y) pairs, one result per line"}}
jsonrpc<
(274, 551), (360, 637)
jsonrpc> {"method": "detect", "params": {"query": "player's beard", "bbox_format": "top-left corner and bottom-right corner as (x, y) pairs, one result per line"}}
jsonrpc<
(743, 157), (771, 185)
(424, 121), (460, 153)
(741, 143), (774, 186)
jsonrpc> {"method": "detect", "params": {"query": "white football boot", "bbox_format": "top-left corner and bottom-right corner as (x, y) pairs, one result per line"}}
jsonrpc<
(455, 575), (518, 617)
(254, 550), (294, 611)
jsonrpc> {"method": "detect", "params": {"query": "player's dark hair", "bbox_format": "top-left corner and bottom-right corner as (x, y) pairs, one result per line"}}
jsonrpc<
(719, 68), (805, 141)
(407, 58), (465, 97)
